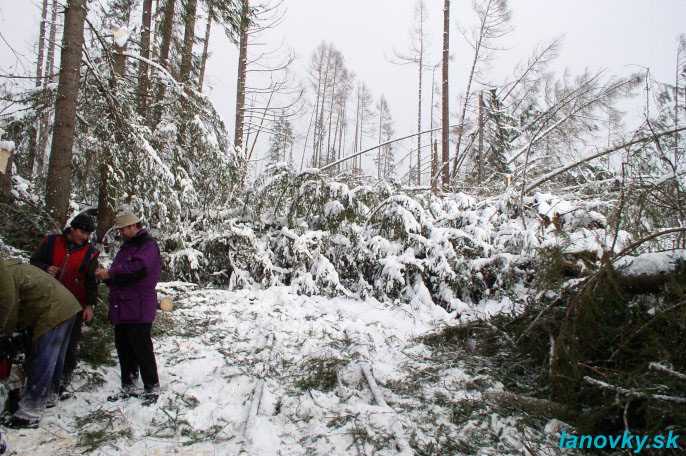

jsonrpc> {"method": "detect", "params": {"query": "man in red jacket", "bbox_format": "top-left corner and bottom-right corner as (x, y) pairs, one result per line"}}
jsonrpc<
(30, 212), (100, 398)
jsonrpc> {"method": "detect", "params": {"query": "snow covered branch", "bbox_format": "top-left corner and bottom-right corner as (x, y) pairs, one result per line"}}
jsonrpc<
(583, 376), (686, 404)
(524, 126), (686, 193)
(649, 362), (686, 381)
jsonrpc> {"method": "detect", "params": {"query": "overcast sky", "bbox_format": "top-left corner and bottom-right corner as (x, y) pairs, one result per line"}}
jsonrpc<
(1, 0), (685, 176)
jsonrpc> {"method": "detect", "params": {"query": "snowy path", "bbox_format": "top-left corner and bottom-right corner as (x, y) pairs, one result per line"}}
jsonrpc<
(2, 284), (555, 455)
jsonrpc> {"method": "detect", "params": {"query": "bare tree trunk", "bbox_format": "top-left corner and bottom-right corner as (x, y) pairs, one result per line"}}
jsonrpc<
(452, 0), (511, 179)
(432, 139), (438, 192)
(151, 0), (176, 127)
(326, 64), (339, 166)
(36, 0), (49, 88)
(244, 94), (254, 157)
(45, 0), (87, 226)
(234, 0), (249, 150)
(353, 89), (360, 171)
(311, 77), (322, 166)
(179, 0), (198, 84)
(337, 99), (347, 173)
(359, 102), (365, 168)
(477, 90), (484, 183)
(247, 91), (275, 160)
(441, 0), (450, 190)
(26, 0), (50, 180)
(417, 55), (423, 185)
(45, 0), (59, 86)
(300, 107), (315, 171)
(37, 0), (60, 179)
(378, 105), (383, 179)
(675, 37), (685, 164)
(451, 1), (490, 180)
(429, 68), (438, 182)
(136, 0), (153, 118)
(417, 7), (424, 186)
(198, 4), (213, 91)
(331, 102), (341, 168)
(451, 30), (484, 180)
(158, 0), (176, 72)
(315, 57), (331, 167)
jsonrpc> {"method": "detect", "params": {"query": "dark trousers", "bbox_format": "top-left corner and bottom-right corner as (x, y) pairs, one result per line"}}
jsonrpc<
(62, 310), (84, 386)
(114, 323), (159, 390)
(16, 316), (75, 420)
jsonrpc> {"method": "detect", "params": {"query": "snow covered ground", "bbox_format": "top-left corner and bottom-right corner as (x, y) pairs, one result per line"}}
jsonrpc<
(2, 283), (563, 455)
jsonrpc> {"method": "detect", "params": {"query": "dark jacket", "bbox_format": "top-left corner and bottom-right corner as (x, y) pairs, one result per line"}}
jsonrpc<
(30, 228), (99, 309)
(1, 257), (81, 342)
(105, 229), (161, 325)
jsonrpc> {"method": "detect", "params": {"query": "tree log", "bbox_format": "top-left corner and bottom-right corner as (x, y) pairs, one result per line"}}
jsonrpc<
(612, 250), (686, 294)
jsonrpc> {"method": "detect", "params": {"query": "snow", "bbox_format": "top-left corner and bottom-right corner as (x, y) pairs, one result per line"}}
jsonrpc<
(613, 249), (686, 277)
(1, 283), (540, 455)
(0, 141), (15, 152)
(323, 200), (344, 218)
(10, 175), (38, 202)
(112, 26), (129, 48)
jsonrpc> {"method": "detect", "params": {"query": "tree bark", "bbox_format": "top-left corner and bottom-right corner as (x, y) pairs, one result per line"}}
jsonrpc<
(179, 0), (198, 84)
(325, 62), (339, 166)
(44, 0), (87, 226)
(136, 0), (153, 118)
(613, 249), (686, 294)
(234, 0), (249, 150)
(151, 0), (176, 127)
(483, 390), (574, 420)
(441, 0), (450, 190)
(37, 0), (60, 179)
(314, 49), (332, 166)
(197, 5), (213, 91)
(26, 0), (50, 180)
(378, 101), (383, 179)
(432, 139), (438, 192)
(352, 88), (360, 170)
(477, 90), (484, 183)
(45, 0), (59, 86)
(36, 0), (49, 88)
(417, 5), (424, 186)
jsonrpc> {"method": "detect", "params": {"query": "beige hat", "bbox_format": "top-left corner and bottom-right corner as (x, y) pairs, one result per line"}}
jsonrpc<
(113, 210), (141, 229)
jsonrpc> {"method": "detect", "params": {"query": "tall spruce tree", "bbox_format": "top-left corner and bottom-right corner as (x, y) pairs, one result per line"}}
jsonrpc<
(44, 0), (88, 226)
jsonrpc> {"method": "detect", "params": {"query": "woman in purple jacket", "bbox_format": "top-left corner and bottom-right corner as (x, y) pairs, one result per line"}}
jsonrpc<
(96, 210), (161, 406)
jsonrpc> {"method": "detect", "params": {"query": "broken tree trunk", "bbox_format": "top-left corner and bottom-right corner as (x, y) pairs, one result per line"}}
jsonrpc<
(612, 249), (686, 294)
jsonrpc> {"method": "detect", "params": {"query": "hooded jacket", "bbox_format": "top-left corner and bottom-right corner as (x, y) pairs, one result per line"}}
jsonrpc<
(0, 257), (81, 342)
(106, 229), (161, 325)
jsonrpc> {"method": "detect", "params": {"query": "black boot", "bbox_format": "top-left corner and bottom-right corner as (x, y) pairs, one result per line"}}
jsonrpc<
(107, 390), (139, 402)
(141, 384), (160, 406)
(59, 384), (73, 401)
(107, 384), (139, 402)
(0, 415), (39, 429)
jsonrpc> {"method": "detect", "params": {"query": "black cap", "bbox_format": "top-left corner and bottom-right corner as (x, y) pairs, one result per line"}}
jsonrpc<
(70, 213), (95, 232)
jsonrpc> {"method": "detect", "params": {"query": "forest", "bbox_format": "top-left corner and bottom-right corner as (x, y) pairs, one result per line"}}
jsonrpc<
(0, 0), (684, 454)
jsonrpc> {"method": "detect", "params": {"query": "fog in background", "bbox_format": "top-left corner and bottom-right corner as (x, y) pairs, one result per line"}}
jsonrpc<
(2, 0), (684, 177)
